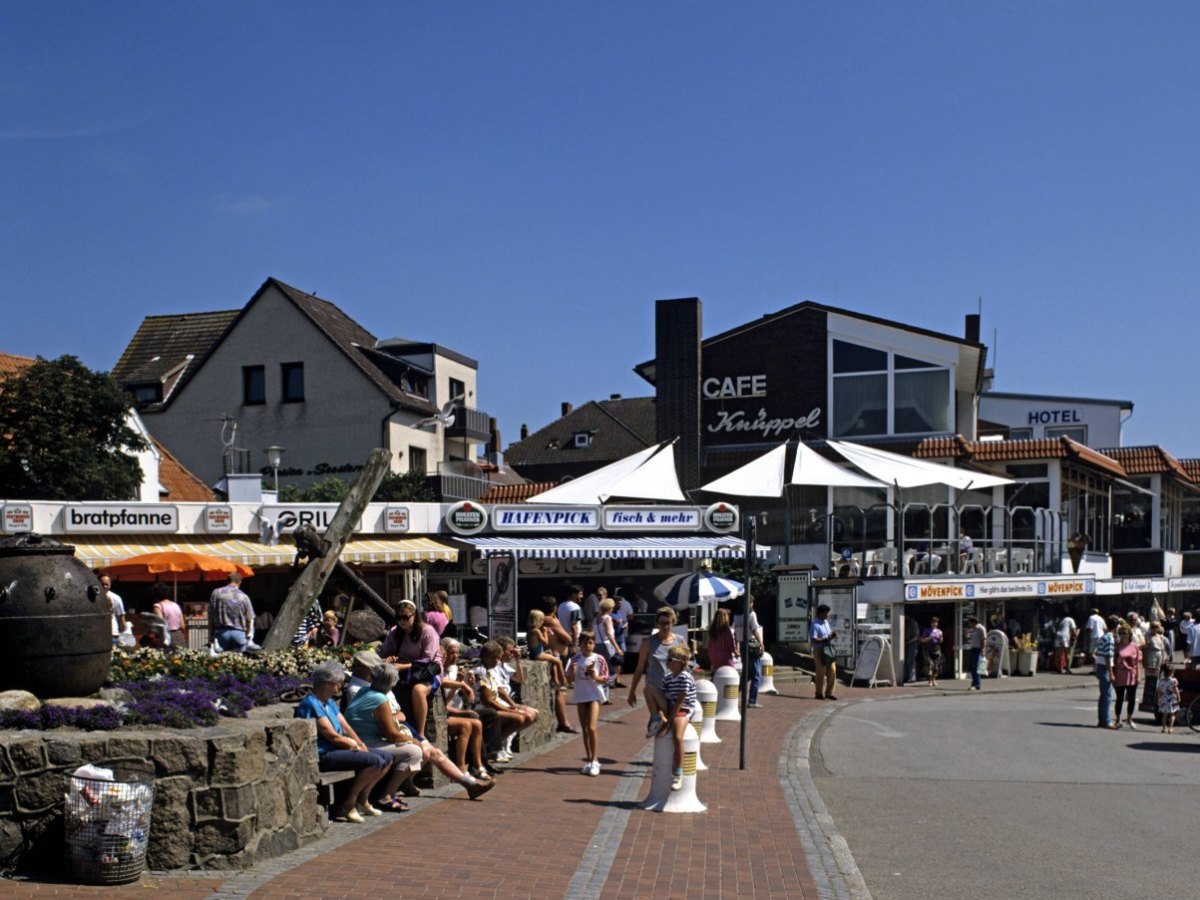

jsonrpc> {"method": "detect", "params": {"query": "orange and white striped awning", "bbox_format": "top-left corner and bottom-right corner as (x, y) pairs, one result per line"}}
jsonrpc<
(66, 535), (458, 569)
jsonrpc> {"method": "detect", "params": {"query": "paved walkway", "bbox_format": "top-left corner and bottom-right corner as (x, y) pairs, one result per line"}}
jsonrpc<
(3, 667), (1088, 899)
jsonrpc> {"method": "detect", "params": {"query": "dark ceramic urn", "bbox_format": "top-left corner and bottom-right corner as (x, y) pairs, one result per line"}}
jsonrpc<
(0, 534), (112, 698)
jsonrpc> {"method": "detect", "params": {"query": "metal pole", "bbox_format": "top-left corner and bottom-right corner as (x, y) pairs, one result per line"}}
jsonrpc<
(739, 514), (757, 771)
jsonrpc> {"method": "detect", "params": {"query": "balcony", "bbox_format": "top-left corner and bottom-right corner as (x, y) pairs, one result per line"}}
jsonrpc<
(431, 460), (491, 503)
(444, 405), (492, 442)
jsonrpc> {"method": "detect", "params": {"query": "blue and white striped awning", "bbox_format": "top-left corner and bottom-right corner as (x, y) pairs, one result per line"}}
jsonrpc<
(460, 536), (769, 560)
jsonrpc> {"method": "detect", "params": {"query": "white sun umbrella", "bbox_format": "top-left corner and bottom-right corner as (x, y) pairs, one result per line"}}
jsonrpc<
(826, 439), (1012, 490)
(653, 569), (744, 608)
(526, 441), (686, 504)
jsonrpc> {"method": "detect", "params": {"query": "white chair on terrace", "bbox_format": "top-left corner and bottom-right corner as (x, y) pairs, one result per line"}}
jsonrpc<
(963, 549), (985, 575)
(865, 547), (898, 577)
(991, 548), (1009, 573)
(1011, 548), (1034, 573)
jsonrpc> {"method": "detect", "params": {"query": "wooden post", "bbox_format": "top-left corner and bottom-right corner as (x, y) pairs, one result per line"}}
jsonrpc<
(262, 448), (392, 651)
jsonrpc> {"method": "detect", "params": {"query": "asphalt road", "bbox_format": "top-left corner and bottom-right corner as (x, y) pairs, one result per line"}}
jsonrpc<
(813, 685), (1199, 900)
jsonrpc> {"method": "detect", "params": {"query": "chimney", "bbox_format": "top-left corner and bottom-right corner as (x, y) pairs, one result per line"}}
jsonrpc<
(561, 402), (572, 417)
(655, 297), (702, 492)
(965, 314), (981, 344)
(520, 423), (529, 440)
(488, 417), (501, 463)
(609, 393), (622, 400)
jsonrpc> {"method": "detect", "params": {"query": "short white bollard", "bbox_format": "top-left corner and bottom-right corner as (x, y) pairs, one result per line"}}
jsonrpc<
(689, 703), (707, 771)
(695, 678), (721, 744)
(713, 665), (741, 721)
(641, 728), (706, 813)
(759, 650), (779, 695)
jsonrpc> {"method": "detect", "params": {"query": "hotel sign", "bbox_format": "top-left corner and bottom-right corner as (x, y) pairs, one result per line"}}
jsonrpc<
(64, 504), (179, 533)
(905, 578), (1095, 602)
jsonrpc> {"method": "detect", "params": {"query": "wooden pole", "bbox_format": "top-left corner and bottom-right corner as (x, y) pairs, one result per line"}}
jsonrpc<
(262, 448), (392, 651)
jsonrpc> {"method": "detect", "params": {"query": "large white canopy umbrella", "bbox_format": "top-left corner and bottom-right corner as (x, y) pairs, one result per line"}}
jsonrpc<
(826, 440), (1012, 490)
(700, 442), (884, 495)
(653, 569), (744, 608)
(526, 441), (687, 504)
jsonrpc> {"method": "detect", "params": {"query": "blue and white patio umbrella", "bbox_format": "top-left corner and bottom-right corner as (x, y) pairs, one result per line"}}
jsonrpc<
(653, 570), (744, 608)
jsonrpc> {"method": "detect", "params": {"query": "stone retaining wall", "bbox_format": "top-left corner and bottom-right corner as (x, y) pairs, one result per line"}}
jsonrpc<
(0, 660), (557, 874)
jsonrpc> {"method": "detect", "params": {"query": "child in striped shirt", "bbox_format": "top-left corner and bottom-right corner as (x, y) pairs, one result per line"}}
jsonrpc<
(660, 644), (698, 790)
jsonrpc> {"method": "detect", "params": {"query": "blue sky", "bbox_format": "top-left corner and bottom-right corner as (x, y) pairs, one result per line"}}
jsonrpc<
(3, 2), (1198, 457)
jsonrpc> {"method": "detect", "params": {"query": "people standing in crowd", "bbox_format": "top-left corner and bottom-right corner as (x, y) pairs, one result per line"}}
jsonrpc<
(557, 586), (584, 650)
(1094, 615), (1118, 728)
(920, 617), (944, 687)
(660, 645), (699, 791)
(1164, 607), (1180, 659)
(151, 583), (186, 651)
(1054, 611), (1077, 674)
(735, 594), (765, 708)
(810, 604), (838, 700)
(1142, 621), (1170, 724)
(98, 574), (126, 646)
(626, 606), (683, 737)
(294, 661), (391, 822)
(1085, 608), (1106, 657)
(611, 591), (631, 685)
(380, 599), (442, 743)
(595, 597), (622, 690)
(965, 616), (986, 691)
(526, 608), (576, 734)
(209, 571), (256, 653)
(1127, 612), (1148, 647)
(1156, 663), (1181, 734)
(1113, 625), (1142, 729)
(1181, 612), (1200, 668)
(904, 614), (920, 684)
(567, 630), (609, 776)
(423, 592), (449, 637)
(706, 608), (738, 673)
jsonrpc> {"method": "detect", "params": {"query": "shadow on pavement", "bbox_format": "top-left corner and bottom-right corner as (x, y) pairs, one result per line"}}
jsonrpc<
(1127, 740), (1200, 753)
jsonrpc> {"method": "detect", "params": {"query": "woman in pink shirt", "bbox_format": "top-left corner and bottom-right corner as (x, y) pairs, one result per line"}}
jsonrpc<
(381, 600), (443, 742)
(152, 583), (187, 650)
(1113, 625), (1142, 730)
(706, 608), (738, 673)
(423, 592), (449, 637)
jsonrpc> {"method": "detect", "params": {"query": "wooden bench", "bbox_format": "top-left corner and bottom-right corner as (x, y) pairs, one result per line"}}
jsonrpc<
(316, 769), (356, 807)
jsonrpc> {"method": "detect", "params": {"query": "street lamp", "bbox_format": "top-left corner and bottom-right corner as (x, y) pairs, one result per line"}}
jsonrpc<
(264, 445), (286, 493)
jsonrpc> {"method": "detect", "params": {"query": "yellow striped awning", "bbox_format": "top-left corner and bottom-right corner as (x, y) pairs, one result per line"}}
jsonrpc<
(66, 535), (458, 568)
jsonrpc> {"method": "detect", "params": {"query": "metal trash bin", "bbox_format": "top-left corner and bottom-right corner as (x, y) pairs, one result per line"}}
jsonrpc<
(63, 762), (154, 885)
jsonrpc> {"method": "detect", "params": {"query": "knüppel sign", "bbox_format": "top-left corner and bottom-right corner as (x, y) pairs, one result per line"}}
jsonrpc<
(702, 372), (821, 439)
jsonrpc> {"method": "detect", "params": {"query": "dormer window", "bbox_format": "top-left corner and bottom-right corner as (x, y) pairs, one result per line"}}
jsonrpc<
(573, 431), (593, 448)
(131, 383), (162, 405)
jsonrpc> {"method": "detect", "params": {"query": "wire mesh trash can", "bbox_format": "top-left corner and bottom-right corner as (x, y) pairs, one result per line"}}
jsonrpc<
(64, 762), (155, 885)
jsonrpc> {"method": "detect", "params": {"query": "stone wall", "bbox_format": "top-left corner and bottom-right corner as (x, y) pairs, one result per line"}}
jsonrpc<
(0, 660), (558, 874)
(0, 714), (324, 874)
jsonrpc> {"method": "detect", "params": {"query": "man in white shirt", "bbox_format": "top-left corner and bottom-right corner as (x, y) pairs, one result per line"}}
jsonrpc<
(99, 575), (126, 645)
(557, 586), (584, 650)
(1054, 613), (1077, 673)
(1085, 609), (1106, 656)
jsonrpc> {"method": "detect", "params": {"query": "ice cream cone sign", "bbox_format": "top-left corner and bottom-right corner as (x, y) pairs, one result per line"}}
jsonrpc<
(1067, 533), (1090, 574)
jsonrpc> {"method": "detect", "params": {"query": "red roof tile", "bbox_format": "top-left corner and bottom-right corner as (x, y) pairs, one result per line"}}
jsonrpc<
(0, 351), (35, 385)
(152, 437), (215, 502)
(1181, 459), (1200, 483)
(480, 482), (558, 503)
(1099, 446), (1190, 481)
(964, 437), (1129, 478)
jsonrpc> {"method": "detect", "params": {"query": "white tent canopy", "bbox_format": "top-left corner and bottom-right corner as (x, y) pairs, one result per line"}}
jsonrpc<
(826, 440), (1013, 491)
(525, 441), (687, 504)
(700, 442), (885, 496)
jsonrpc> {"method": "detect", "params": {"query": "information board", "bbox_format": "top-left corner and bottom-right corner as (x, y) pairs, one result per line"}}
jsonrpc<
(851, 635), (895, 688)
(777, 574), (812, 643)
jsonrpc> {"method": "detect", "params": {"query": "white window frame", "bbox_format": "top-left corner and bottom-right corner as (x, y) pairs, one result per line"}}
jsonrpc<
(828, 337), (954, 438)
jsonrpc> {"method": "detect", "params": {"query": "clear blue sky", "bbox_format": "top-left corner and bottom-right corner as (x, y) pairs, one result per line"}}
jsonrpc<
(3, 3), (1198, 457)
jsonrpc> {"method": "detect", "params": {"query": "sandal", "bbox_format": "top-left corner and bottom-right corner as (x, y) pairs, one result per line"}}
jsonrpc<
(379, 796), (409, 813)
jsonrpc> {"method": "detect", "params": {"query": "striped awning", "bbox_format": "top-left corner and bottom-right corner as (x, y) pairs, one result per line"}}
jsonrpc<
(66, 535), (458, 568)
(460, 536), (769, 560)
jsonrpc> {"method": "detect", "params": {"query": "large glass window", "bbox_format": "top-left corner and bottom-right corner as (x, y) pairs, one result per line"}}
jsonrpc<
(831, 340), (951, 437)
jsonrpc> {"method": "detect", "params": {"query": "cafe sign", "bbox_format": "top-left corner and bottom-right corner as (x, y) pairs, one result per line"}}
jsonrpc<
(905, 577), (1095, 602)
(64, 504), (179, 533)
(603, 506), (702, 531)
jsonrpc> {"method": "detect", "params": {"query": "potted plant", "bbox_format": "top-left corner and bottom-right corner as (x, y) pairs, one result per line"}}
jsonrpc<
(1012, 633), (1038, 676)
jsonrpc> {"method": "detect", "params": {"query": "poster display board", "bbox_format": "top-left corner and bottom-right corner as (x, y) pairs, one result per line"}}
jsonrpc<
(777, 574), (812, 643)
(488, 554), (516, 640)
(851, 635), (895, 688)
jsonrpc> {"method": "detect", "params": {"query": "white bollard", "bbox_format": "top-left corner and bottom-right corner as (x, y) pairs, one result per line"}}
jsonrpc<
(639, 728), (676, 811)
(759, 650), (779, 695)
(713, 665), (741, 721)
(695, 678), (721, 744)
(689, 703), (707, 771)
(660, 728), (706, 814)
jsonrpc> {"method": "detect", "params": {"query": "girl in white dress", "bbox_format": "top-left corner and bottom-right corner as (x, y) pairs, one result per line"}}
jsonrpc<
(567, 631), (609, 776)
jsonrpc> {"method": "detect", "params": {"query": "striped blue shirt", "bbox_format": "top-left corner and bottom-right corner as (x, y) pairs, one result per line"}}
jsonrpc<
(661, 669), (697, 715)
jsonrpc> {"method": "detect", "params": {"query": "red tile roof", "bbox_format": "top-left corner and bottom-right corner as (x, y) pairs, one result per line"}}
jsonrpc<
(152, 437), (215, 501)
(965, 437), (1129, 478)
(1181, 459), (1200, 483)
(1099, 446), (1191, 481)
(0, 351), (35, 385)
(480, 482), (558, 503)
